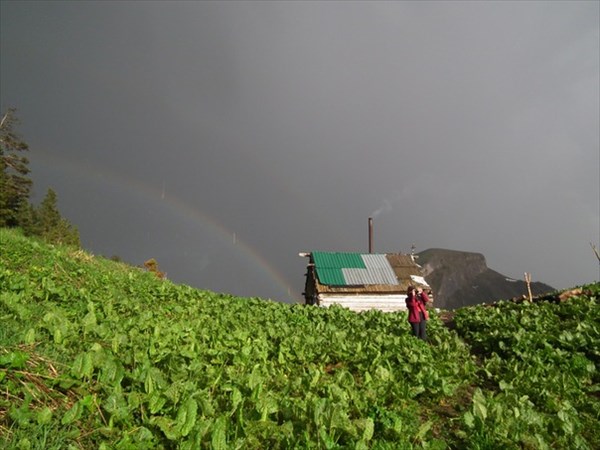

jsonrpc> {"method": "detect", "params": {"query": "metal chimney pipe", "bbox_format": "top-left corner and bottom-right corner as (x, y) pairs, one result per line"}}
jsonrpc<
(368, 217), (373, 253)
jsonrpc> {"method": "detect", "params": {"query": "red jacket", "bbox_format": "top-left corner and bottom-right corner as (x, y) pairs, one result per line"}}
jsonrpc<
(406, 291), (430, 323)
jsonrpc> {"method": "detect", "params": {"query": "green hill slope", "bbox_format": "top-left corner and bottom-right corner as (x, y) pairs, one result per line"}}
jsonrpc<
(1, 228), (598, 449)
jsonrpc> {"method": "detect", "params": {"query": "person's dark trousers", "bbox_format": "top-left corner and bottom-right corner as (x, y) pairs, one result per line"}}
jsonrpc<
(410, 312), (427, 341)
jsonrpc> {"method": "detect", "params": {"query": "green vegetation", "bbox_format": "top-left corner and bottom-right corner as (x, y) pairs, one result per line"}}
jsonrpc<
(1, 108), (79, 246)
(0, 109), (31, 228)
(1, 228), (598, 449)
(454, 294), (600, 449)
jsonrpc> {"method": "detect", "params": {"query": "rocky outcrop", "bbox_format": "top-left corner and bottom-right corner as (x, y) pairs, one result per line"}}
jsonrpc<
(417, 248), (555, 310)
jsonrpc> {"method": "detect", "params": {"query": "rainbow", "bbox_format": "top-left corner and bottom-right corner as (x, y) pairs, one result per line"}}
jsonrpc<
(31, 152), (295, 301)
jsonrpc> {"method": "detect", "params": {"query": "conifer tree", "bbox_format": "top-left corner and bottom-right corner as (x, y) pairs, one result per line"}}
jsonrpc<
(16, 201), (36, 236)
(36, 188), (61, 233)
(35, 188), (80, 246)
(1, 108), (80, 247)
(0, 108), (32, 227)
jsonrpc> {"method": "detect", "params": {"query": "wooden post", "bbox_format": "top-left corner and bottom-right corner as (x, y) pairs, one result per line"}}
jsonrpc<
(524, 272), (533, 302)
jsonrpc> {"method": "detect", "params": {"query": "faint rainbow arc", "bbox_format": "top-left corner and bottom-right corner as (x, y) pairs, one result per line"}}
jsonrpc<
(134, 179), (295, 300)
(32, 153), (295, 300)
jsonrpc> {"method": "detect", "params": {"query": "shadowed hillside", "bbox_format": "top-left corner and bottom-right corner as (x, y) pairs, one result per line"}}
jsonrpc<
(418, 248), (555, 309)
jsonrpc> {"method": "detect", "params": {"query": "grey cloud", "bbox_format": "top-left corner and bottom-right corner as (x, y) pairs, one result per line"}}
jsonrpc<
(1, 1), (597, 299)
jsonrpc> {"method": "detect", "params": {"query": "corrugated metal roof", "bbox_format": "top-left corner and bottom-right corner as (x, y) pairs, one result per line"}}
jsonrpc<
(312, 252), (399, 286)
(362, 253), (390, 269)
(312, 252), (366, 285)
(342, 268), (399, 285)
(342, 268), (370, 285)
(312, 252), (365, 269)
(315, 268), (346, 286)
(362, 254), (399, 285)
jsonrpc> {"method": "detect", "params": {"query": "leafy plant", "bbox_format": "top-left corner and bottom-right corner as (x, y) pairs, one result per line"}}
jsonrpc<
(1, 227), (598, 449)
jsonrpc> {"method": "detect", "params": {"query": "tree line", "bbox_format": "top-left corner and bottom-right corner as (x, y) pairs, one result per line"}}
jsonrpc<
(1, 108), (80, 246)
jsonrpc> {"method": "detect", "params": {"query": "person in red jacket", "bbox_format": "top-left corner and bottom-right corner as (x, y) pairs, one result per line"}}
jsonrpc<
(406, 285), (430, 341)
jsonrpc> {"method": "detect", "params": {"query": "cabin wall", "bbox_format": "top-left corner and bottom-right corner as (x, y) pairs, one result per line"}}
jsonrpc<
(304, 266), (318, 305)
(317, 294), (408, 313)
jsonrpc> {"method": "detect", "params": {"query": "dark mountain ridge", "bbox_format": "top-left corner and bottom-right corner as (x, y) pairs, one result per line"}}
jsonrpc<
(417, 248), (555, 309)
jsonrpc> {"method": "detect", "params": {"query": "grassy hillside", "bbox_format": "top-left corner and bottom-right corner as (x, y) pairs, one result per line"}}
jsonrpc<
(1, 228), (598, 449)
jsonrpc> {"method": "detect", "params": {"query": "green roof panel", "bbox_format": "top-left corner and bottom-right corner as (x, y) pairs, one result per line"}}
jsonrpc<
(312, 252), (366, 286)
(314, 268), (346, 286)
(312, 252), (365, 269)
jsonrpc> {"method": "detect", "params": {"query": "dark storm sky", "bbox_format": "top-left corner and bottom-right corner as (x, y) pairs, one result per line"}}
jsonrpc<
(1, 1), (598, 302)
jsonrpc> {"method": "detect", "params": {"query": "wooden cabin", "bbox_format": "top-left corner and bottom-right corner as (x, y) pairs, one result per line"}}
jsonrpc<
(301, 251), (432, 313)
